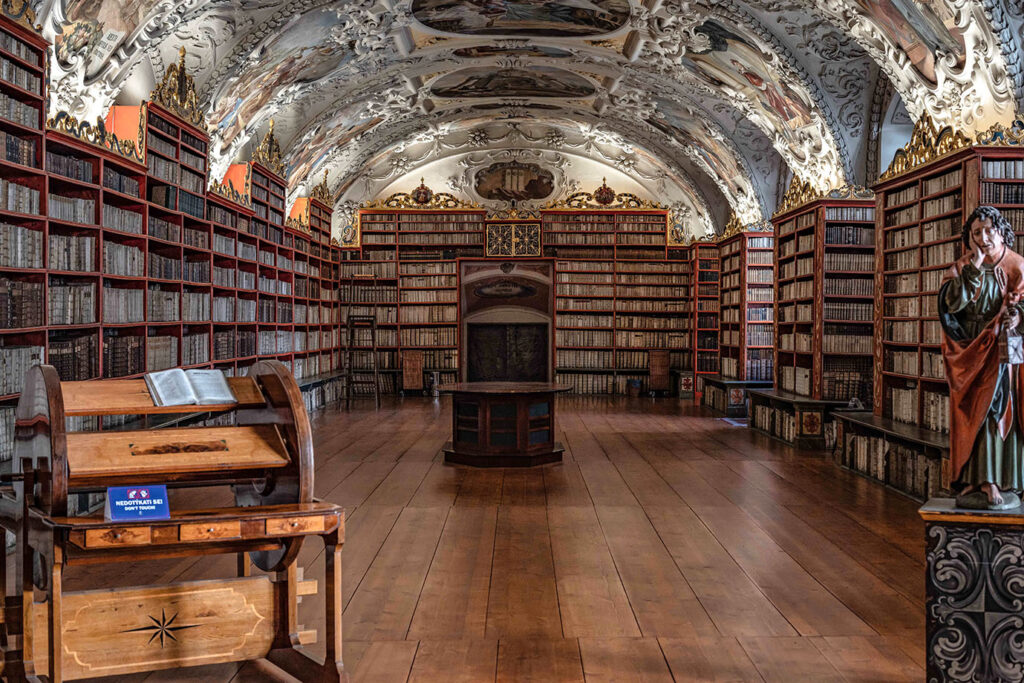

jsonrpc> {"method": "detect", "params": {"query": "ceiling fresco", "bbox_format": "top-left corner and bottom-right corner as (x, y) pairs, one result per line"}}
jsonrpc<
(35, 0), (1024, 240)
(409, 0), (632, 36)
(430, 66), (596, 99)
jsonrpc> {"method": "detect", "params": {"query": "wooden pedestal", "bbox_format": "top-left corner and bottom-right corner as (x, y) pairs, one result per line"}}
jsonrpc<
(748, 389), (846, 449)
(920, 500), (1024, 681)
(702, 376), (773, 418)
(440, 382), (570, 467)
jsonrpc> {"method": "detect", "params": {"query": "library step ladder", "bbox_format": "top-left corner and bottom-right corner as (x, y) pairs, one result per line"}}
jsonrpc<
(343, 276), (382, 409)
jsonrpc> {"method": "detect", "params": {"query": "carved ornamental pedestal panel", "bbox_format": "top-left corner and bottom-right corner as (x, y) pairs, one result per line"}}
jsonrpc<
(921, 500), (1024, 682)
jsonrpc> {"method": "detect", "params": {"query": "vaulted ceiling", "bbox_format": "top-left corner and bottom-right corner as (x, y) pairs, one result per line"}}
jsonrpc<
(41, 0), (1024, 239)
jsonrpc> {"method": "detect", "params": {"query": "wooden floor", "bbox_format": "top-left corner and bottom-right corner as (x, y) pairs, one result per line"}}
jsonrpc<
(72, 396), (926, 682)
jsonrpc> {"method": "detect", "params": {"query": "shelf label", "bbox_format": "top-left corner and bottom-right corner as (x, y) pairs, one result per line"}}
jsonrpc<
(105, 485), (170, 522)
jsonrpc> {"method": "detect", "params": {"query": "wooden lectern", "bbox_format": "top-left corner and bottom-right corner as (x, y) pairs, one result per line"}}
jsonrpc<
(0, 360), (346, 682)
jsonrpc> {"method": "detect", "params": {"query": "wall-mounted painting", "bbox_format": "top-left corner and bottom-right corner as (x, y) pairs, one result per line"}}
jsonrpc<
(208, 8), (353, 153)
(684, 21), (815, 134)
(412, 0), (630, 36)
(432, 66), (595, 98)
(453, 45), (573, 58)
(475, 161), (555, 201)
(853, 0), (965, 83)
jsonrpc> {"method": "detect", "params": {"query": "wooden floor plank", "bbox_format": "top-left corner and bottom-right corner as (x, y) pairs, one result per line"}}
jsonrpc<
(344, 507), (449, 641)
(407, 640), (497, 683)
(543, 462), (594, 507)
(547, 506), (641, 638)
(738, 637), (845, 683)
(578, 638), (675, 682)
(658, 637), (765, 682)
(454, 469), (505, 507)
(486, 506), (562, 639)
(407, 462), (465, 507)
(339, 505), (405, 607)
(810, 636), (924, 682)
(496, 639), (585, 683)
(345, 641), (418, 683)
(595, 506), (718, 639)
(408, 506), (498, 640)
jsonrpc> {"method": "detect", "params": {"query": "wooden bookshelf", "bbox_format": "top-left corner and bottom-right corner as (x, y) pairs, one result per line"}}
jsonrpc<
(718, 230), (775, 382)
(692, 241), (720, 395)
(773, 197), (876, 404)
(0, 45), (343, 458)
(0, 11), (48, 463)
(343, 207), (689, 394)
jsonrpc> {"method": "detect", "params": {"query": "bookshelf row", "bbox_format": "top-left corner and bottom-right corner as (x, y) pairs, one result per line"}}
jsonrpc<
(0, 17), (344, 432)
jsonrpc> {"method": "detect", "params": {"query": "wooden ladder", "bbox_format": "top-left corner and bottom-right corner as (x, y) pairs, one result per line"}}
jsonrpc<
(343, 274), (381, 409)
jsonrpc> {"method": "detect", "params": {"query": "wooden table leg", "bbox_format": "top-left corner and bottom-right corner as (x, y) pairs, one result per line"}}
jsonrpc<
(323, 527), (344, 681)
(47, 543), (62, 683)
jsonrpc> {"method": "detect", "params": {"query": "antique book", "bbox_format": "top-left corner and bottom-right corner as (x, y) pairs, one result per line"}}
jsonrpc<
(144, 368), (236, 406)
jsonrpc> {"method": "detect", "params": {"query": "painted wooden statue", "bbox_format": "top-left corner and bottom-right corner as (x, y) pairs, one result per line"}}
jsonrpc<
(940, 206), (1024, 509)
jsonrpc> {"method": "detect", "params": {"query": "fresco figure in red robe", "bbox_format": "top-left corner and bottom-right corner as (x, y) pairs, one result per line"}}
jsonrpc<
(940, 206), (1024, 509)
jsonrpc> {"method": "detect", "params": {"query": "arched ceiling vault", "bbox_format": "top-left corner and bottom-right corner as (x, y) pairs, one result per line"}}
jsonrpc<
(41, 0), (1024, 238)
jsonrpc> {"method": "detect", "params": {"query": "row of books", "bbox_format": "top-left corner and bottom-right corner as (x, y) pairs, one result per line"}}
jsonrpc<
(981, 183), (1024, 205)
(147, 287), (180, 322)
(922, 168), (962, 196)
(48, 280), (95, 325)
(616, 272), (690, 284)
(0, 55), (40, 94)
(49, 332), (98, 381)
(747, 327), (772, 346)
(555, 349), (613, 369)
(556, 330), (613, 347)
(399, 327), (455, 346)
(778, 365), (811, 396)
(885, 205), (918, 227)
(886, 350), (918, 375)
(0, 91), (35, 128)
(841, 434), (941, 500)
(885, 248), (918, 271)
(399, 305), (457, 323)
(752, 403), (797, 443)
(0, 128), (33, 167)
(213, 330), (257, 360)
(103, 204), (143, 233)
(400, 289), (456, 303)
(823, 277), (873, 296)
(825, 206), (875, 222)
(556, 372), (616, 394)
(0, 221), (41, 268)
(1, 177), (38, 215)
(0, 276), (41, 327)
(886, 184), (919, 207)
(181, 332), (210, 365)
(824, 252), (873, 271)
(399, 275), (457, 289)
(617, 330), (688, 348)
(146, 335), (178, 372)
(103, 242), (144, 277)
(0, 344), (42, 395)
(981, 160), (1024, 179)
(922, 194), (960, 220)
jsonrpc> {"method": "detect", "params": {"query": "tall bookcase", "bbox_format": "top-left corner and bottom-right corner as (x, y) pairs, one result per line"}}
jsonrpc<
(342, 208), (487, 393)
(854, 121), (1024, 496)
(0, 11), (50, 462)
(718, 230), (775, 381)
(691, 241), (720, 394)
(773, 196), (876, 403)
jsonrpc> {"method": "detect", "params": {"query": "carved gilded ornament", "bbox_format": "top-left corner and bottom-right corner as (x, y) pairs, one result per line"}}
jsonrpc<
(773, 175), (821, 216)
(208, 174), (253, 209)
(252, 119), (286, 178)
(361, 181), (483, 210)
(488, 207), (541, 221)
(46, 110), (145, 163)
(976, 120), (1024, 147)
(150, 47), (203, 127)
(285, 216), (312, 235)
(1, 0), (38, 32)
(720, 212), (743, 239)
(879, 112), (972, 181)
(545, 181), (665, 211)
(311, 170), (332, 204)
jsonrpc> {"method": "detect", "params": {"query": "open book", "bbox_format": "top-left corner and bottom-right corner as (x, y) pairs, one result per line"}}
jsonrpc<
(144, 368), (236, 407)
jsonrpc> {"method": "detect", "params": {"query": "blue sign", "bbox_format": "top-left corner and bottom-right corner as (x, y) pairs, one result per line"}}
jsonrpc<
(105, 485), (171, 522)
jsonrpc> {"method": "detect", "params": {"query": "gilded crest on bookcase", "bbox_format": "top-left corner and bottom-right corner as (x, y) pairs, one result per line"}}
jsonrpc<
(46, 110), (146, 163)
(150, 47), (203, 127)
(879, 112), (972, 181)
(208, 176), (252, 208)
(252, 119), (286, 178)
(285, 216), (312, 235)
(773, 175), (821, 216)
(311, 170), (332, 205)
(1, 0), (39, 32)
(720, 212), (744, 239)
(488, 207), (541, 221)
(976, 119), (1024, 147)
(545, 191), (664, 211)
(362, 189), (482, 210)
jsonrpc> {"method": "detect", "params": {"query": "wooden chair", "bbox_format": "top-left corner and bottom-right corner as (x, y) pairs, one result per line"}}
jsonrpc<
(0, 360), (346, 682)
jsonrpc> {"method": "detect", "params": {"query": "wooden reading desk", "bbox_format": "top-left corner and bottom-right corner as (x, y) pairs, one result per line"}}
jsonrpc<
(439, 382), (570, 467)
(0, 360), (346, 682)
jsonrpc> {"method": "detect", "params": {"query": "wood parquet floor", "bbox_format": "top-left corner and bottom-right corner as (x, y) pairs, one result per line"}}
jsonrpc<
(74, 396), (926, 682)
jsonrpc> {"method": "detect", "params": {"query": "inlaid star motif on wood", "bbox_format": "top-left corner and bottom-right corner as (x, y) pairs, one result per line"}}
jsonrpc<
(121, 609), (200, 648)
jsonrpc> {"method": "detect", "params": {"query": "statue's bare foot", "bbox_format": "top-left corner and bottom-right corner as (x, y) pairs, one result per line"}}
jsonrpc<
(982, 482), (1005, 506)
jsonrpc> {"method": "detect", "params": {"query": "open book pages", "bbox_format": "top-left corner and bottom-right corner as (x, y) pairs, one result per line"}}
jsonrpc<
(145, 368), (236, 407)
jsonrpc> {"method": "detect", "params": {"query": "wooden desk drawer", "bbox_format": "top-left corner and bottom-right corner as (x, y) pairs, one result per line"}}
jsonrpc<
(85, 526), (152, 548)
(266, 516), (325, 536)
(179, 521), (242, 542)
